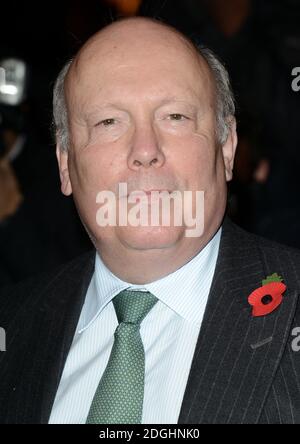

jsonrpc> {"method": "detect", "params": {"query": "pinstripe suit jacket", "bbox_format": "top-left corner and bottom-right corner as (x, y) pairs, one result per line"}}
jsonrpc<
(1, 217), (300, 424)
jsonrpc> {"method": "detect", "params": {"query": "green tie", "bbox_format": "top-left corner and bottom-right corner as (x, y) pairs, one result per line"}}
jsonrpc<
(86, 289), (157, 424)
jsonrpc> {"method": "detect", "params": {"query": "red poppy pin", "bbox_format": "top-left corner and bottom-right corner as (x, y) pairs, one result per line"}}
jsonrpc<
(248, 273), (287, 317)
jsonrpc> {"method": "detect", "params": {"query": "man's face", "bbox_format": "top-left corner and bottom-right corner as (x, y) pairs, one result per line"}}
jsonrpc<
(57, 23), (236, 253)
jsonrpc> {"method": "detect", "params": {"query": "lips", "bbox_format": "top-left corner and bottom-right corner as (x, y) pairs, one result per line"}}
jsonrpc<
(142, 189), (171, 194)
(127, 190), (172, 202)
(128, 189), (172, 197)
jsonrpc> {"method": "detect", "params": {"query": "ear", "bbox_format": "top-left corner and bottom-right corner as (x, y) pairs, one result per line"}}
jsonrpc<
(56, 142), (72, 196)
(221, 117), (238, 182)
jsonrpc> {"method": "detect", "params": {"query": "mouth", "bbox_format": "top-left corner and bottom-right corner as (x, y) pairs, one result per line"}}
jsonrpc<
(125, 189), (173, 202)
(117, 183), (175, 200)
(142, 189), (172, 195)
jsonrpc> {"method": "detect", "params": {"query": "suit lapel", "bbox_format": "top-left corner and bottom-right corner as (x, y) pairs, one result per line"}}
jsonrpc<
(178, 218), (299, 424)
(39, 251), (95, 423)
(2, 251), (95, 424)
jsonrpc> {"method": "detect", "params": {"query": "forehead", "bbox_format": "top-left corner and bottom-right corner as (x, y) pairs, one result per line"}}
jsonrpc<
(66, 22), (213, 111)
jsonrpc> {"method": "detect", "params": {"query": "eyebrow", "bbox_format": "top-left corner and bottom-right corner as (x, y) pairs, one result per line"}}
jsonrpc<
(81, 103), (125, 121)
(156, 98), (199, 109)
(86, 97), (199, 111)
(81, 92), (204, 120)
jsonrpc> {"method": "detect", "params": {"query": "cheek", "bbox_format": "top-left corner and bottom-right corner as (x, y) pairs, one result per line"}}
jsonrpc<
(68, 121), (126, 187)
(69, 140), (129, 199)
(164, 133), (219, 189)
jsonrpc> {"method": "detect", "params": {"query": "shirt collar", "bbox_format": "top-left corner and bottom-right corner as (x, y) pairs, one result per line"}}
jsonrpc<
(78, 227), (221, 333)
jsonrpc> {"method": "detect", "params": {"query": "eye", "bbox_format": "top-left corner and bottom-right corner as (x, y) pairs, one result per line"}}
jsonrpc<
(96, 118), (116, 127)
(169, 113), (189, 121)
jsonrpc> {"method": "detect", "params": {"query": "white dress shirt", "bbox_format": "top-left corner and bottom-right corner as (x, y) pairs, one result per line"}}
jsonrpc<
(49, 228), (221, 424)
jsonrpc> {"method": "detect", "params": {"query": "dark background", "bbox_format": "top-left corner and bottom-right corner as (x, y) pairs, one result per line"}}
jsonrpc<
(0, 0), (299, 285)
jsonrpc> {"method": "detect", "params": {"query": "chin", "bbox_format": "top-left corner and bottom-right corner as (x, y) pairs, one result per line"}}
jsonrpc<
(116, 225), (185, 250)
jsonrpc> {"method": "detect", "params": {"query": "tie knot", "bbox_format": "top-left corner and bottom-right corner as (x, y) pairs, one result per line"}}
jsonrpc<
(113, 289), (157, 325)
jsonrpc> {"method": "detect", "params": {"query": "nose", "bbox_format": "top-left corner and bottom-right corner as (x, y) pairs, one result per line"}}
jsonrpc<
(127, 121), (165, 170)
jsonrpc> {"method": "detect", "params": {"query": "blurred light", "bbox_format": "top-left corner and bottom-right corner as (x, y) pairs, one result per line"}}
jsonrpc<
(0, 58), (27, 106)
(0, 67), (4, 86)
(105, 0), (141, 16)
(0, 84), (18, 95)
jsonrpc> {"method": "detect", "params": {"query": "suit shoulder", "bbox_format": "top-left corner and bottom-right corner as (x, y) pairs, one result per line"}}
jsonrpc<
(226, 219), (300, 257)
(225, 220), (300, 287)
(0, 250), (95, 325)
(243, 226), (300, 259)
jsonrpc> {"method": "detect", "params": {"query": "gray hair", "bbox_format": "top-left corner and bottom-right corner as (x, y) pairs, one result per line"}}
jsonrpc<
(52, 59), (73, 151)
(52, 46), (235, 151)
(198, 46), (235, 145)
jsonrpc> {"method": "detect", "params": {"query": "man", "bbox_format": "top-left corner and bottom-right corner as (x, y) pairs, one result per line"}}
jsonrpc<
(0, 17), (300, 424)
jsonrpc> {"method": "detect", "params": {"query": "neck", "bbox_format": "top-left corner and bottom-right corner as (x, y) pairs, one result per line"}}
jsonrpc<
(95, 226), (220, 284)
